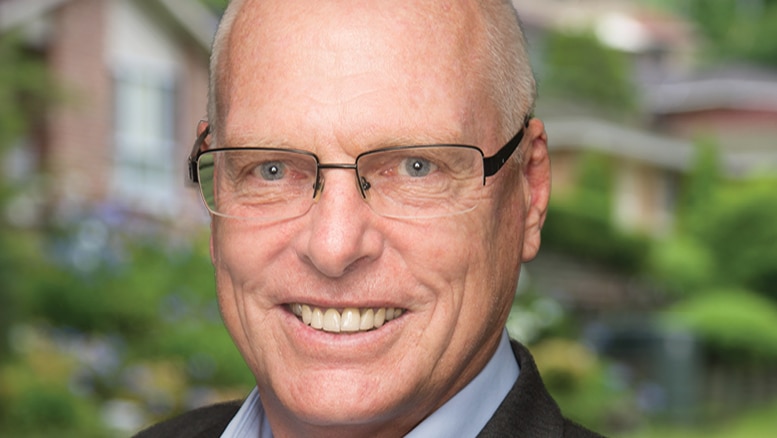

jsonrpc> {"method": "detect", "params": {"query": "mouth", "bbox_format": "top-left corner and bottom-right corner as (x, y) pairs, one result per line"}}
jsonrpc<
(289, 304), (405, 333)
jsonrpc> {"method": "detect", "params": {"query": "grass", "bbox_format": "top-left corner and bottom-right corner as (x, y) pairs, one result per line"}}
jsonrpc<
(625, 401), (777, 438)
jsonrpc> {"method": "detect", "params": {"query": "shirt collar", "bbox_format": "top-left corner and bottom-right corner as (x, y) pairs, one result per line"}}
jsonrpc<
(221, 330), (519, 438)
(404, 330), (520, 438)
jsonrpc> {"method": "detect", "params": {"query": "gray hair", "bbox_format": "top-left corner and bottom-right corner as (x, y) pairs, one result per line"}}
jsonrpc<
(480, 1), (537, 140)
(207, 0), (536, 150)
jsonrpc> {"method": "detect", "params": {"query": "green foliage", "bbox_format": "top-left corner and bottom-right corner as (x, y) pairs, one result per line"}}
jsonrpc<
(650, 141), (777, 361)
(647, 236), (714, 295)
(678, 137), (722, 232)
(199, 0), (229, 14)
(625, 400), (777, 438)
(543, 202), (651, 274)
(541, 30), (637, 115)
(0, 231), (34, 353)
(533, 338), (634, 432)
(649, 137), (722, 294)
(0, 33), (60, 150)
(572, 151), (615, 220)
(24, 239), (215, 335)
(543, 152), (650, 273)
(663, 289), (777, 360)
(691, 178), (777, 298)
(0, 361), (108, 437)
(684, 0), (777, 66)
(133, 319), (250, 387)
(0, 228), (253, 436)
(0, 32), (63, 355)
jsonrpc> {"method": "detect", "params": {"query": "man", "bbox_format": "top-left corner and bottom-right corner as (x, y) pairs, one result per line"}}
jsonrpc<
(137, 0), (602, 436)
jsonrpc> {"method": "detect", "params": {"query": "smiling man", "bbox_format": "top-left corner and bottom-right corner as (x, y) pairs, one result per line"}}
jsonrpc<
(136, 0), (602, 437)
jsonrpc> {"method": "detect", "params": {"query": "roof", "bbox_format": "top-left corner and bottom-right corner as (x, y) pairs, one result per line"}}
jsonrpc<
(545, 116), (776, 178)
(0, 0), (69, 32)
(646, 65), (777, 113)
(0, 0), (218, 51)
(546, 117), (694, 171)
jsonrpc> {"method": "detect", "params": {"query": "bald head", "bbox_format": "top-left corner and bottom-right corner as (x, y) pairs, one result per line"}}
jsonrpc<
(200, 3), (550, 436)
(207, 0), (535, 145)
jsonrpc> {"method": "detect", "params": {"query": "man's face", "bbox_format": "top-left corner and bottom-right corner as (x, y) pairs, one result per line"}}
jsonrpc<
(209, 1), (548, 435)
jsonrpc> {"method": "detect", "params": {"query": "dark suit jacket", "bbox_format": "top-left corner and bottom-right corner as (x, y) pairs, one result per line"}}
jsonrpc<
(134, 341), (604, 437)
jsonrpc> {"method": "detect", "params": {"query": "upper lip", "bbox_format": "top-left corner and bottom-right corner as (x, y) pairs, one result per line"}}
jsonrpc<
(285, 301), (407, 310)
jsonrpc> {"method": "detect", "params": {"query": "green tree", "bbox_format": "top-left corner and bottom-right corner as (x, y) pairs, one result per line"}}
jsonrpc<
(199, 0), (228, 14)
(0, 34), (56, 151)
(693, 178), (777, 299)
(682, 0), (777, 66)
(664, 288), (777, 361)
(541, 30), (638, 116)
(677, 136), (722, 232)
(542, 152), (650, 273)
(0, 33), (60, 355)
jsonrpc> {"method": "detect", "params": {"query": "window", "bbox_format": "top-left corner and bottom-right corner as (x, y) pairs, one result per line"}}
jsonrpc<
(112, 68), (177, 215)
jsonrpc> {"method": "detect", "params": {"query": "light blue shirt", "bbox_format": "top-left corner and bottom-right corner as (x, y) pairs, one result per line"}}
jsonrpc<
(220, 330), (519, 437)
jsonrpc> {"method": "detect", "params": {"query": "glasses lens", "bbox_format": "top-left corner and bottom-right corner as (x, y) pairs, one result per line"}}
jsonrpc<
(198, 149), (318, 220)
(357, 146), (484, 218)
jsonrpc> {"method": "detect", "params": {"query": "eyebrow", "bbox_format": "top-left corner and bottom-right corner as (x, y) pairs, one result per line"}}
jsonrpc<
(220, 133), (292, 149)
(224, 127), (470, 152)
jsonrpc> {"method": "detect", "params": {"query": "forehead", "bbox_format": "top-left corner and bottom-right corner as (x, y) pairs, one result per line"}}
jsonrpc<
(218, 0), (499, 148)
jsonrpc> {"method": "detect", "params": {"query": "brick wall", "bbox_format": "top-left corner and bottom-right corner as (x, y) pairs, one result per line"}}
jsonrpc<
(41, 0), (212, 227)
(47, 0), (112, 205)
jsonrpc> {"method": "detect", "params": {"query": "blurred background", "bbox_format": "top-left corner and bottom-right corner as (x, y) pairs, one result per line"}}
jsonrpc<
(1, 0), (776, 436)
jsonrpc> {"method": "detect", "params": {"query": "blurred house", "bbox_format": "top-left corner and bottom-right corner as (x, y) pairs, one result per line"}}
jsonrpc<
(514, 0), (777, 236)
(648, 65), (777, 177)
(512, 1), (777, 424)
(0, 0), (217, 229)
(512, 1), (777, 318)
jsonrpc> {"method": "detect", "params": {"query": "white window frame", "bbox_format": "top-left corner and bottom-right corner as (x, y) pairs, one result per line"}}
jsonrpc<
(111, 66), (178, 215)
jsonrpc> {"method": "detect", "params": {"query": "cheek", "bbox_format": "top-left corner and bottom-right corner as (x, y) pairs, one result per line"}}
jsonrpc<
(212, 220), (293, 280)
(451, 182), (526, 318)
(210, 220), (295, 350)
(388, 218), (475, 282)
(391, 215), (493, 324)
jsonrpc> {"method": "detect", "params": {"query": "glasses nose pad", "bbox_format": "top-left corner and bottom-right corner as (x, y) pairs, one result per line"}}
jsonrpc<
(313, 174), (325, 200)
(358, 175), (371, 199)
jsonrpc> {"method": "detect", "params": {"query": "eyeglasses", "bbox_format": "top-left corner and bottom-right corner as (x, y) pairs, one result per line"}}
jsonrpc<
(187, 116), (530, 220)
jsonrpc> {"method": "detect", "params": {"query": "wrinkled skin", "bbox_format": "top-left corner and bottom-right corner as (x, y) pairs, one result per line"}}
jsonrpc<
(207, 1), (550, 436)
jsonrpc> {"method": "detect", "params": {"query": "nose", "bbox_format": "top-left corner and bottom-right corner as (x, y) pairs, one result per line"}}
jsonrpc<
(296, 169), (383, 278)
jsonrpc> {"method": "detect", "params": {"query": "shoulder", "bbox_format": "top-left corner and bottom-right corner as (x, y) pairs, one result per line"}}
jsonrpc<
(133, 400), (242, 438)
(478, 340), (605, 437)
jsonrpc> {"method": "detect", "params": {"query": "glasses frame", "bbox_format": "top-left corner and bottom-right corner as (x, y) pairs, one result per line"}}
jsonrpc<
(188, 115), (531, 185)
(187, 116), (531, 220)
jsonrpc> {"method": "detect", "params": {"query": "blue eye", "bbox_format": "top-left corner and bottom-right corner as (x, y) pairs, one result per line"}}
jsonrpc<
(257, 161), (285, 180)
(401, 157), (435, 177)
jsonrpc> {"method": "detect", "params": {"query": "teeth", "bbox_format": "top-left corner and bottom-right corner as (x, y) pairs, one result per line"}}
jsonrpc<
(302, 305), (312, 325)
(323, 309), (341, 333)
(290, 305), (404, 333)
(359, 309), (374, 331)
(341, 308), (360, 332)
(311, 307), (324, 330)
(374, 308), (386, 328)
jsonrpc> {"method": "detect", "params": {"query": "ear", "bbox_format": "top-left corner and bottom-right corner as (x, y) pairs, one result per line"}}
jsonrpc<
(196, 119), (212, 150)
(197, 119), (209, 138)
(520, 118), (550, 262)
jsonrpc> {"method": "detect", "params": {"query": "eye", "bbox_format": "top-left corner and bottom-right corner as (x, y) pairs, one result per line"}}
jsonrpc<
(256, 161), (286, 180)
(400, 157), (436, 177)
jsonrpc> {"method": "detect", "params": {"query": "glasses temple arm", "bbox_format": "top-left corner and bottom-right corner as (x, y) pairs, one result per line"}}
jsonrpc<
(187, 124), (211, 184)
(482, 115), (532, 178)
